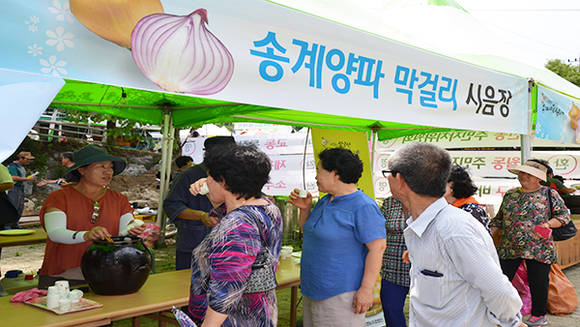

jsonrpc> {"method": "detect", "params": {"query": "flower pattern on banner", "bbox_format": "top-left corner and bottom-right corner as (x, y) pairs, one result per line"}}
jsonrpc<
(25, 16), (40, 32)
(490, 186), (571, 264)
(40, 55), (67, 77)
(46, 26), (74, 52)
(48, 0), (74, 23)
(28, 44), (44, 57)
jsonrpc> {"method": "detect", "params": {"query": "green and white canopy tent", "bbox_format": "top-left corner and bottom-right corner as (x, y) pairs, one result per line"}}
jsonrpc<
(2, 0), (580, 233)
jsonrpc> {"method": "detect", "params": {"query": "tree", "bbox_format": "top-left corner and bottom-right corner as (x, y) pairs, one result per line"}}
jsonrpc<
(545, 60), (580, 87)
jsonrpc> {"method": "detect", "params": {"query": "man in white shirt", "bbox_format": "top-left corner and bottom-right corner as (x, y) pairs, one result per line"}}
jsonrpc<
(385, 142), (525, 327)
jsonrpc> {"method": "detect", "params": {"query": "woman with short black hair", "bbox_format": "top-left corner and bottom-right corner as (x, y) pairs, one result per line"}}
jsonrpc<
(188, 144), (283, 326)
(443, 165), (490, 233)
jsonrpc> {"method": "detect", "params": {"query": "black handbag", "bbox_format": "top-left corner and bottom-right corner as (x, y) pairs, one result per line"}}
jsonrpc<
(241, 208), (278, 294)
(547, 189), (577, 241)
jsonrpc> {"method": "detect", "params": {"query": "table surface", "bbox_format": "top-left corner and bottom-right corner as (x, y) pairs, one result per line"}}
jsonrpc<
(0, 256), (301, 327)
(0, 228), (46, 247)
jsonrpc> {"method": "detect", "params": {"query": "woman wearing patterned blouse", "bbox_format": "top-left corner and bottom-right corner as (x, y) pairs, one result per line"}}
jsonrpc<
(380, 196), (410, 327)
(444, 165), (491, 233)
(490, 159), (571, 327)
(187, 144), (283, 327)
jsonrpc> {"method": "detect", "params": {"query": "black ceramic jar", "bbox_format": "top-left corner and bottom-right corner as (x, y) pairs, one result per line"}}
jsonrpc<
(81, 236), (152, 295)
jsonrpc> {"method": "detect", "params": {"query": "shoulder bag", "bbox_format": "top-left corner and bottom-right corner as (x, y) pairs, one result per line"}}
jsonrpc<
(547, 189), (577, 241)
(240, 207), (278, 294)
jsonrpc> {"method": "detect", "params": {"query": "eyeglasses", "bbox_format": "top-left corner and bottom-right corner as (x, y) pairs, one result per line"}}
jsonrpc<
(382, 170), (398, 178)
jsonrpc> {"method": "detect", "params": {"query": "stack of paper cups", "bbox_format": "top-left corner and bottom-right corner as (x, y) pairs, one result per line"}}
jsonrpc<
(68, 289), (83, 303)
(46, 286), (60, 309)
(59, 298), (72, 312)
(55, 280), (70, 298)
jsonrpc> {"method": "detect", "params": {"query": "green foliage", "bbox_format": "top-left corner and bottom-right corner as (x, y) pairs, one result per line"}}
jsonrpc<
(60, 108), (144, 145)
(545, 60), (580, 87)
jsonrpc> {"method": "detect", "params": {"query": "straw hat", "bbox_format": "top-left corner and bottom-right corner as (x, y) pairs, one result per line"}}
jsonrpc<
(508, 160), (548, 181)
(65, 145), (126, 182)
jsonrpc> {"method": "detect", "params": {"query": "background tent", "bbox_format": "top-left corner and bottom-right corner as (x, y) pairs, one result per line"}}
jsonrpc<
(4, 0), (579, 232)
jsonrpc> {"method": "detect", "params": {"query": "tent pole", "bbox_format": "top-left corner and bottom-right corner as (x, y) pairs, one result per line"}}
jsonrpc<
(520, 80), (534, 162)
(156, 111), (172, 243)
(302, 127), (311, 190)
(163, 123), (175, 197)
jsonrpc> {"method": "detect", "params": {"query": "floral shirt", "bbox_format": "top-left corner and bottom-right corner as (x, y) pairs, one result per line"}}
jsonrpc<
(490, 186), (570, 264)
(380, 197), (410, 287)
(459, 202), (491, 234)
(188, 200), (283, 327)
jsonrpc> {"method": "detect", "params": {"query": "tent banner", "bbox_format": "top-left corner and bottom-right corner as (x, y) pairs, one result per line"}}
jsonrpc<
(0, 69), (64, 162)
(2, 0), (527, 134)
(535, 85), (580, 145)
(182, 134), (312, 164)
(374, 175), (522, 214)
(182, 134), (316, 196)
(376, 131), (580, 150)
(374, 150), (580, 180)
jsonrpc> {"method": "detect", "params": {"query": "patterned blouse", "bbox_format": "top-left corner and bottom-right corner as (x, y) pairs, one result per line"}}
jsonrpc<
(458, 202), (491, 234)
(188, 200), (283, 326)
(380, 197), (410, 287)
(490, 186), (571, 264)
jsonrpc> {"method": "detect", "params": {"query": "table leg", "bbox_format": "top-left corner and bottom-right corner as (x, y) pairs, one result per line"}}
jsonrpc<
(290, 286), (298, 327)
(132, 316), (141, 327)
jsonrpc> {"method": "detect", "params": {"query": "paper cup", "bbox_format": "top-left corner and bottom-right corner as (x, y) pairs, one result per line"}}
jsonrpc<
(68, 289), (83, 303)
(46, 286), (60, 309)
(55, 280), (70, 292)
(199, 182), (209, 195)
(59, 298), (72, 312)
(281, 246), (293, 259)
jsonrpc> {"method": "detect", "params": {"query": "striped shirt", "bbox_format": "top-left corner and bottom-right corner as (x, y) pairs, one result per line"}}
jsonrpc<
(404, 198), (522, 327)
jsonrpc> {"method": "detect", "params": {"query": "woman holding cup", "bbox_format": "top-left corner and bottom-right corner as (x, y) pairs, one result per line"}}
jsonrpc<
(187, 144), (283, 326)
(289, 148), (386, 327)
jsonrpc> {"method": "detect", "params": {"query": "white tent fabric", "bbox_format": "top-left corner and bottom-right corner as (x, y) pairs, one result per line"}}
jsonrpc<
(273, 0), (580, 100)
(0, 69), (64, 162)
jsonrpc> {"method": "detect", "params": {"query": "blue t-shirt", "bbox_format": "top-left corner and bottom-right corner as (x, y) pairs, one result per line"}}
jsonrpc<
(300, 190), (386, 300)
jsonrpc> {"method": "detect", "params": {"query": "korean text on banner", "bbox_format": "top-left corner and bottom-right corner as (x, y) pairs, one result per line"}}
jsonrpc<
(2, 0), (527, 134)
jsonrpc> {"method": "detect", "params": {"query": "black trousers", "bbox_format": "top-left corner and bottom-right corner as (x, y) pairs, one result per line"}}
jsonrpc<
(500, 258), (551, 317)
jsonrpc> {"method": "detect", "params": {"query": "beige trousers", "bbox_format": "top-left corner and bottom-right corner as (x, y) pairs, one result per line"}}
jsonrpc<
(302, 291), (365, 327)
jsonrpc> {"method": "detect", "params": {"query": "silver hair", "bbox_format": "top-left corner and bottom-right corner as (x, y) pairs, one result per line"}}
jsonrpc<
(387, 142), (451, 197)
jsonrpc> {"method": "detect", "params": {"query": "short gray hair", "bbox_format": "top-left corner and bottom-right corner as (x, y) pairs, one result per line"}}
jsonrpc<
(388, 142), (451, 197)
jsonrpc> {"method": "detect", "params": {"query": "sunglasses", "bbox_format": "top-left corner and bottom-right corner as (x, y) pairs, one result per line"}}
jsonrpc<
(382, 170), (399, 178)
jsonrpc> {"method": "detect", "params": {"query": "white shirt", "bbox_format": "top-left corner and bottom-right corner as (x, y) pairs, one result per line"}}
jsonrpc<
(404, 198), (522, 327)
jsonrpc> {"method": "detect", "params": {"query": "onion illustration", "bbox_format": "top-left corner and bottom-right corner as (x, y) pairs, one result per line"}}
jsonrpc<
(131, 9), (234, 95)
(70, 0), (164, 49)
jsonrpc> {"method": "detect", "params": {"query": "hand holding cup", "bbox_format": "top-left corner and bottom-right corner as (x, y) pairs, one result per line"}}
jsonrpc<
(190, 178), (208, 195)
(289, 188), (312, 210)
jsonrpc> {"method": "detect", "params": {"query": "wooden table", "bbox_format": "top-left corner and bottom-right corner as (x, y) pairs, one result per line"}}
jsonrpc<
(0, 257), (301, 327)
(0, 269), (191, 327)
(276, 256), (301, 327)
(0, 228), (46, 248)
